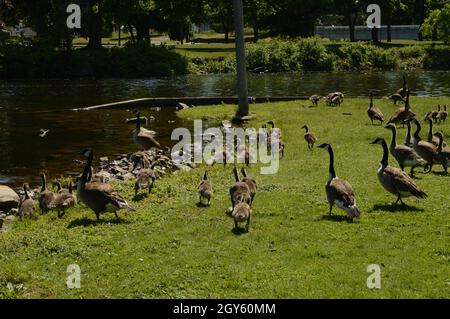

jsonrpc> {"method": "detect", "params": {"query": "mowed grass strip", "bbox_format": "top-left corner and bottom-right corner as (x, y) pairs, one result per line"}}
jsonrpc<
(0, 97), (449, 299)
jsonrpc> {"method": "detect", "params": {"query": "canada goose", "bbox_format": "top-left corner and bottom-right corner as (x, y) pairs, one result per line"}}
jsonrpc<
(302, 125), (317, 149)
(229, 167), (251, 209)
(404, 119), (413, 147)
(318, 144), (361, 219)
(426, 118), (447, 148)
(384, 124), (426, 176)
(39, 173), (56, 213)
(240, 168), (257, 204)
(48, 182), (77, 218)
(433, 132), (450, 173)
(18, 183), (35, 219)
(387, 89), (415, 125)
(135, 169), (157, 196)
(325, 92), (344, 106)
(198, 171), (213, 206)
(309, 95), (320, 107)
(267, 120), (282, 139)
(53, 180), (69, 194)
(437, 105), (447, 123)
(367, 92), (384, 125)
(409, 118), (440, 173)
(395, 75), (407, 98)
(232, 202), (251, 232)
(389, 93), (405, 105)
(370, 138), (427, 205)
(132, 112), (161, 150)
(77, 149), (135, 220)
(134, 160), (162, 196)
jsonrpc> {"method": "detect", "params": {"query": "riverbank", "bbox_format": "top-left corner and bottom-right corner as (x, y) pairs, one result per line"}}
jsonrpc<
(1, 37), (450, 79)
(1, 97), (449, 298)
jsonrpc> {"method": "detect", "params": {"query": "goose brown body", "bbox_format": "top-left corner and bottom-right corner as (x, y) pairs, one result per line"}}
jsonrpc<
(132, 112), (161, 150)
(384, 124), (426, 175)
(77, 149), (135, 220)
(370, 138), (427, 205)
(198, 171), (213, 206)
(302, 125), (317, 149)
(388, 89), (415, 125)
(18, 183), (35, 219)
(232, 202), (251, 232)
(39, 173), (55, 212)
(240, 168), (257, 204)
(229, 167), (251, 209)
(367, 93), (384, 125)
(318, 144), (361, 219)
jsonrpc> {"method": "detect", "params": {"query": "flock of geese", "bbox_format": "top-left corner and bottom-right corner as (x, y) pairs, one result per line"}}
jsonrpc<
(15, 79), (449, 231)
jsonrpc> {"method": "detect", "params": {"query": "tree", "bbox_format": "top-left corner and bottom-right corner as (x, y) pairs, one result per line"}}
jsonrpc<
(421, 3), (450, 44)
(334, 0), (364, 42)
(267, 0), (333, 37)
(244, 0), (274, 42)
(206, 0), (234, 41)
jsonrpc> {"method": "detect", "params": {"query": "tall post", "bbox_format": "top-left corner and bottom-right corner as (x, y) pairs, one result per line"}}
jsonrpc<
(232, 0), (249, 121)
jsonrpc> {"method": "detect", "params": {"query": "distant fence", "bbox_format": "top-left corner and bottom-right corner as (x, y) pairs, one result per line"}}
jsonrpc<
(315, 25), (420, 41)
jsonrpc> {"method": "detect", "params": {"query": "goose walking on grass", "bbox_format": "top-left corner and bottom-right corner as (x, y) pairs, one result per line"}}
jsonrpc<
(132, 112), (161, 150)
(309, 95), (320, 107)
(395, 75), (408, 98)
(433, 132), (450, 174)
(77, 149), (135, 221)
(302, 125), (317, 149)
(426, 118), (447, 148)
(229, 167), (251, 210)
(404, 119), (413, 147)
(240, 168), (257, 204)
(370, 138), (427, 206)
(48, 182), (77, 218)
(437, 105), (447, 123)
(388, 89), (415, 126)
(318, 144), (361, 220)
(408, 118), (440, 173)
(198, 171), (213, 206)
(134, 160), (162, 196)
(18, 183), (35, 219)
(367, 92), (384, 125)
(232, 202), (251, 232)
(384, 124), (426, 176)
(39, 173), (56, 213)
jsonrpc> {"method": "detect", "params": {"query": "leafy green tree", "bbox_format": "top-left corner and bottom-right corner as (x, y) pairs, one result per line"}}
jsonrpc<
(205, 0), (234, 41)
(421, 3), (450, 43)
(244, 0), (274, 42)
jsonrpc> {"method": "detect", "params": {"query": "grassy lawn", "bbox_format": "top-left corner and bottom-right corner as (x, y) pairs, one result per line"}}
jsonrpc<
(0, 97), (449, 299)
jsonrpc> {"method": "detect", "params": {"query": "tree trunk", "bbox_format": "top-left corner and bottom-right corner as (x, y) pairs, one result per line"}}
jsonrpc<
(371, 27), (379, 44)
(348, 14), (355, 42)
(253, 25), (259, 43)
(87, 2), (103, 49)
(232, 0), (249, 119)
(387, 23), (392, 42)
(127, 23), (135, 42)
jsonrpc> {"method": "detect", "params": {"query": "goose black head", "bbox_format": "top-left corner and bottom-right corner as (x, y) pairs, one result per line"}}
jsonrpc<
(318, 143), (330, 150)
(384, 123), (396, 130)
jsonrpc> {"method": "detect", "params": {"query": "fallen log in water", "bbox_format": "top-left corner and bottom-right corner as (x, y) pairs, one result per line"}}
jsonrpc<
(73, 96), (309, 111)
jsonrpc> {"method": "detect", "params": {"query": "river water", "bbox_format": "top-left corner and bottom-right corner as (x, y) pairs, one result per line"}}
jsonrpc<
(1, 71), (449, 186)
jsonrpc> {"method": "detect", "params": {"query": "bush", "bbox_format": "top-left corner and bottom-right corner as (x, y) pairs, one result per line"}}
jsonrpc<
(423, 46), (450, 70)
(0, 41), (188, 79)
(337, 42), (398, 70)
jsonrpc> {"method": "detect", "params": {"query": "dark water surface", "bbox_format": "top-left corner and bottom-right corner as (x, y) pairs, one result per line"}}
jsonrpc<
(1, 71), (449, 186)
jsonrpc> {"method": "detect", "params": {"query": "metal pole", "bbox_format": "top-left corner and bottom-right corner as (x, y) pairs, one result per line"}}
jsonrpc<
(232, 0), (249, 120)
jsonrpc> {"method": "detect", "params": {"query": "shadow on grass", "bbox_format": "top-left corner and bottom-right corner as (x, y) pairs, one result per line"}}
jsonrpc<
(232, 227), (249, 235)
(67, 216), (129, 228)
(133, 193), (148, 202)
(430, 171), (448, 177)
(320, 214), (354, 223)
(369, 203), (424, 213)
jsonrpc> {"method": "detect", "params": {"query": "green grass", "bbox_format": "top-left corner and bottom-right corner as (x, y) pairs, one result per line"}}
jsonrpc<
(1, 97), (449, 299)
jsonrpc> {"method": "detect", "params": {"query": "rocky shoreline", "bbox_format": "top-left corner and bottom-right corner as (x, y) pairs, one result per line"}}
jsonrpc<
(0, 148), (195, 232)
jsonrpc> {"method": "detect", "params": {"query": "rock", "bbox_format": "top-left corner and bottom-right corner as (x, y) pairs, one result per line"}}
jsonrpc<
(1, 215), (16, 233)
(99, 156), (109, 163)
(0, 185), (20, 212)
